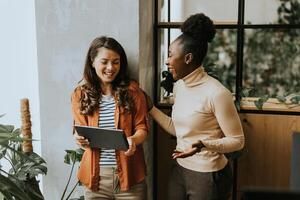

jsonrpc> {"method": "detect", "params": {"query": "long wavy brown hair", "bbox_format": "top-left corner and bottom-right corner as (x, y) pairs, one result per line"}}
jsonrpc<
(78, 36), (133, 115)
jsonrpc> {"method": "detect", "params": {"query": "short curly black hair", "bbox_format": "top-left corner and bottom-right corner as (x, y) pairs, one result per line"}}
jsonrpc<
(176, 13), (216, 66)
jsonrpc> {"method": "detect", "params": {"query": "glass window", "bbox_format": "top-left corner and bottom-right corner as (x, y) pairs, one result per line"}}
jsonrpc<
(243, 28), (300, 97)
(157, 28), (237, 103)
(158, 0), (238, 23)
(205, 29), (237, 93)
(156, 0), (300, 113)
(157, 0), (168, 22)
(157, 29), (181, 103)
(245, 0), (300, 24)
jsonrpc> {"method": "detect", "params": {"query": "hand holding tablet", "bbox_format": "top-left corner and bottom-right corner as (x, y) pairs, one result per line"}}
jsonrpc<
(74, 125), (129, 150)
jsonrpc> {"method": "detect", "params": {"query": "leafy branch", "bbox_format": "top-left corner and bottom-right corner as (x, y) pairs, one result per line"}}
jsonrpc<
(61, 148), (84, 200)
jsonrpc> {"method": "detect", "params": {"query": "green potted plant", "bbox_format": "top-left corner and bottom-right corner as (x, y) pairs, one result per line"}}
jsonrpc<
(0, 115), (47, 199)
(61, 148), (84, 200)
(0, 99), (47, 199)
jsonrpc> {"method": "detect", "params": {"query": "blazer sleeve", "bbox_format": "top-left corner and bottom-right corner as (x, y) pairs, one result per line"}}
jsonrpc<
(129, 85), (149, 133)
(71, 87), (88, 130)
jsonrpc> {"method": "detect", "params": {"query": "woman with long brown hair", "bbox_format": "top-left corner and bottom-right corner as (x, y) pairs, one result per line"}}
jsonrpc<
(71, 36), (148, 199)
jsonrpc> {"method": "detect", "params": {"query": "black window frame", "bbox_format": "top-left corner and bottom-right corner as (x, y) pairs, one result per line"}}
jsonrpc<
(154, 0), (300, 116)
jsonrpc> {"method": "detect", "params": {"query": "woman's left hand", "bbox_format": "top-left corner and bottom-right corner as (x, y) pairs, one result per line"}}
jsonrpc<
(124, 136), (136, 156)
(172, 140), (205, 159)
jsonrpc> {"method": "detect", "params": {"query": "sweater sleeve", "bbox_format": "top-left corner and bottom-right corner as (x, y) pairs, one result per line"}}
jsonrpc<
(201, 89), (245, 153)
(148, 82), (176, 136)
(149, 107), (176, 136)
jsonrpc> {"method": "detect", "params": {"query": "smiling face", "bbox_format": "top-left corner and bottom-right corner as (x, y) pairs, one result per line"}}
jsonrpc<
(166, 39), (190, 80)
(92, 47), (121, 87)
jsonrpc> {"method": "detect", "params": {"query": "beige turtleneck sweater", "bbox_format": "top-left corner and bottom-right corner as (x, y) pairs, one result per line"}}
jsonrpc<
(150, 67), (244, 172)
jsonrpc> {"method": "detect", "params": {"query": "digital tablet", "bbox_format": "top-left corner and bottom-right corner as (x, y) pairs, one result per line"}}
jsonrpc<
(74, 125), (129, 150)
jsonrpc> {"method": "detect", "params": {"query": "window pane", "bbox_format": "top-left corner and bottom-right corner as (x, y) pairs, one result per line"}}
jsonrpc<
(157, 28), (237, 103)
(157, 0), (168, 22)
(158, 0), (238, 22)
(205, 29), (237, 93)
(157, 28), (181, 103)
(245, 0), (300, 24)
(243, 29), (300, 97)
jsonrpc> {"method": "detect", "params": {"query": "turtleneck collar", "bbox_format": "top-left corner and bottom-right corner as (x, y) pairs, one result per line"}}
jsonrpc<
(181, 66), (207, 87)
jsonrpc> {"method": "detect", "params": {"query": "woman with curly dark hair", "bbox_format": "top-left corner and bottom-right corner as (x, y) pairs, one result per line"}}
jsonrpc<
(146, 13), (245, 199)
(71, 36), (148, 199)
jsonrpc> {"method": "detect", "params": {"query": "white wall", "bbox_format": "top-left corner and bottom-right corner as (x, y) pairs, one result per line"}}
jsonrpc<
(0, 0), (153, 199)
(0, 0), (41, 168)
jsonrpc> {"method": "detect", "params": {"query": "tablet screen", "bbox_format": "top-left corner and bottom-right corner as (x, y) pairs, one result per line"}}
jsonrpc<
(74, 125), (129, 150)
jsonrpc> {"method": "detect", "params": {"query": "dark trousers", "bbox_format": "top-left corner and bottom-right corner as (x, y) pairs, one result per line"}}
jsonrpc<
(168, 162), (232, 200)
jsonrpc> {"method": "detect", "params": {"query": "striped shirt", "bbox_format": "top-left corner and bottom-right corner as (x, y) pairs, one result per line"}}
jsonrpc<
(99, 94), (117, 166)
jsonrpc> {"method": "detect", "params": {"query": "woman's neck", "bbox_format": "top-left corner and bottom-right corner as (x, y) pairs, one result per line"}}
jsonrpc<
(101, 83), (113, 96)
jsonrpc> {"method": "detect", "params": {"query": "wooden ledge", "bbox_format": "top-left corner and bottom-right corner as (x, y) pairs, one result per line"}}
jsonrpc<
(158, 97), (300, 112)
(240, 97), (300, 112)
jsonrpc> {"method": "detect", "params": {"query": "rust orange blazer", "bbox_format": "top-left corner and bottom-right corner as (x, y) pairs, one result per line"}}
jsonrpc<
(71, 81), (148, 191)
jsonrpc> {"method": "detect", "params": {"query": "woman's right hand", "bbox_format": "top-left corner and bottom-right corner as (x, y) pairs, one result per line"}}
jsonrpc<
(74, 131), (89, 149)
(172, 141), (204, 159)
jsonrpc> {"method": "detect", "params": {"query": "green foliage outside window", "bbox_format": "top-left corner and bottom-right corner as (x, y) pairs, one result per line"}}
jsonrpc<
(204, 29), (237, 93)
(204, 0), (300, 109)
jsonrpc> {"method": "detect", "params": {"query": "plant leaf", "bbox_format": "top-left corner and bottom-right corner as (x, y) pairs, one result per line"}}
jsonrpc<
(64, 148), (84, 165)
(0, 125), (15, 133)
(64, 153), (71, 165)
(0, 150), (6, 160)
(254, 100), (263, 110)
(5, 145), (37, 164)
(290, 95), (300, 104)
(0, 173), (31, 200)
(0, 125), (9, 133)
(23, 177), (44, 200)
(0, 132), (25, 144)
(254, 95), (269, 110)
(240, 87), (255, 97)
(13, 152), (47, 180)
(13, 128), (21, 134)
(276, 96), (287, 103)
